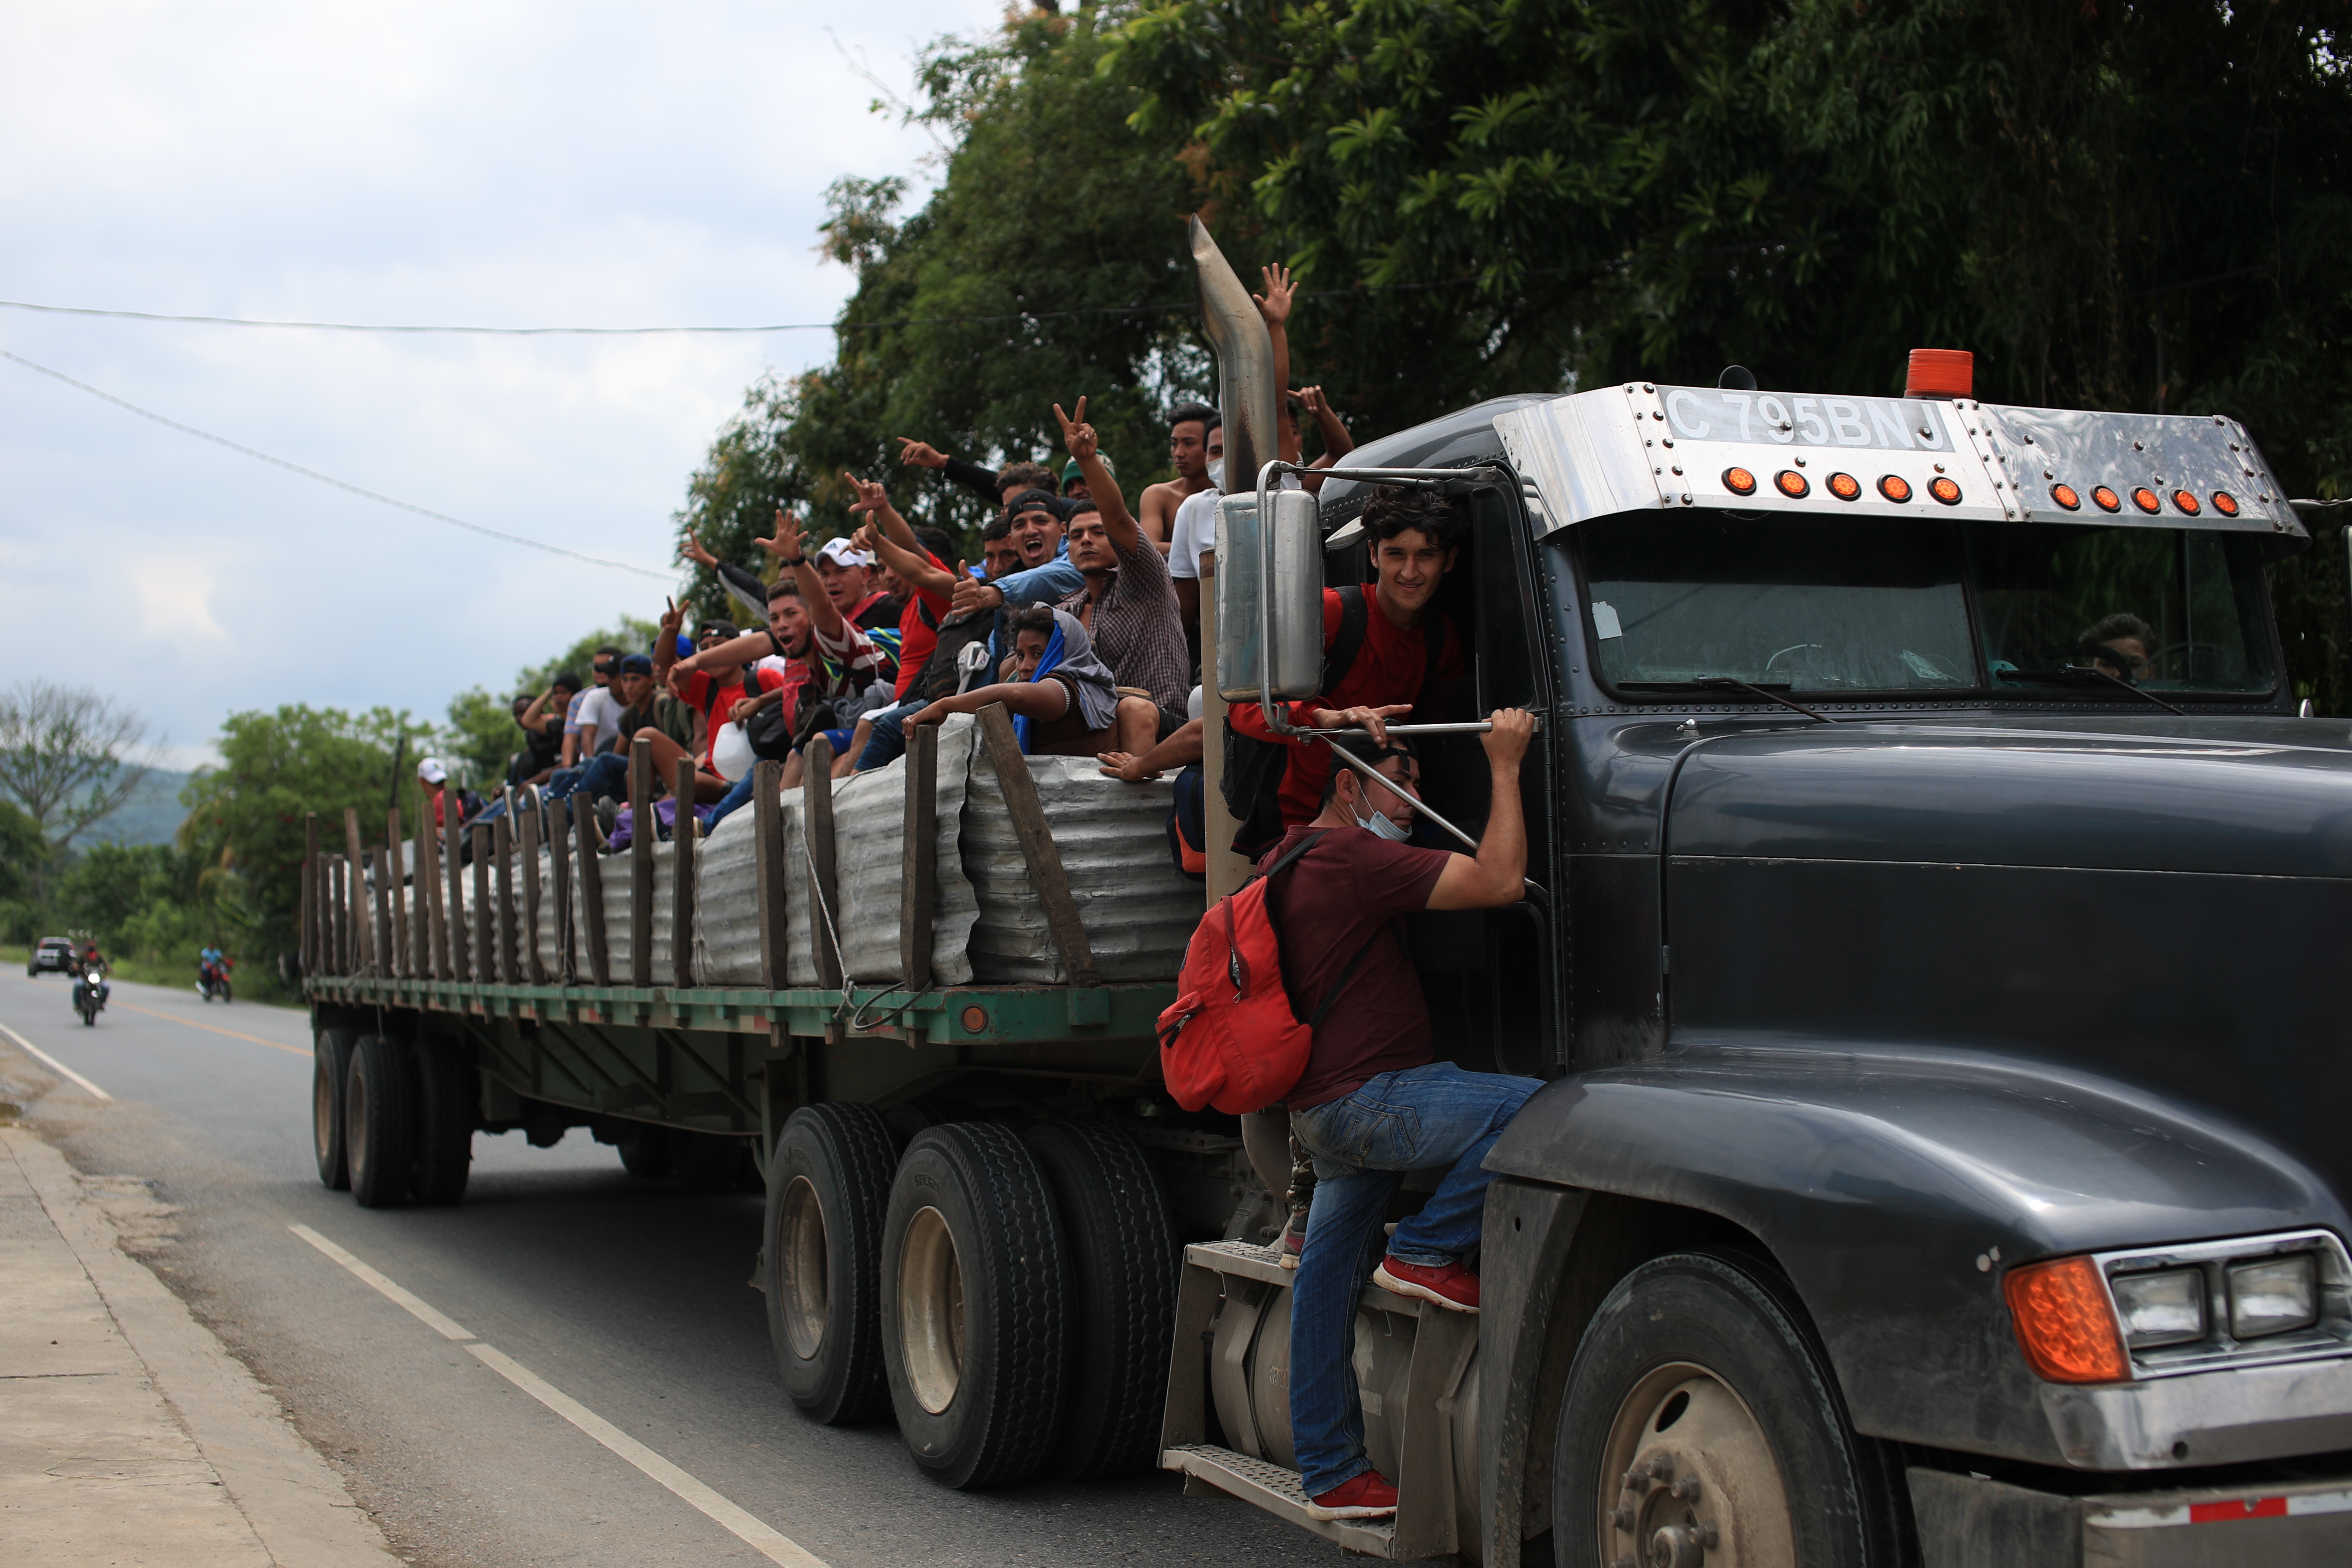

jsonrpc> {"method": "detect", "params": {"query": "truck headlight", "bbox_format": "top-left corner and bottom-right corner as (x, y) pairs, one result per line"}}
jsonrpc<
(2229, 1254), (2320, 1339)
(2110, 1268), (2205, 1349)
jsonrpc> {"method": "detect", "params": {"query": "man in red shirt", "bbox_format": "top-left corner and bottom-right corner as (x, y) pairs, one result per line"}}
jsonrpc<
(1268, 710), (1541, 1522)
(1225, 485), (1467, 856)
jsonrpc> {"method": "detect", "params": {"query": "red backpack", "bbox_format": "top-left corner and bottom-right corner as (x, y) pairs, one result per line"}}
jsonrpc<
(1156, 830), (1379, 1115)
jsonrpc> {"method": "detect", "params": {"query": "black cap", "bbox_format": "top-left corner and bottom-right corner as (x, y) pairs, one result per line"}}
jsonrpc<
(1007, 488), (1064, 520)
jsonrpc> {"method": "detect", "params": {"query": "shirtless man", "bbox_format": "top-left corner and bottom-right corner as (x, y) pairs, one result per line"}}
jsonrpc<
(1136, 401), (1219, 556)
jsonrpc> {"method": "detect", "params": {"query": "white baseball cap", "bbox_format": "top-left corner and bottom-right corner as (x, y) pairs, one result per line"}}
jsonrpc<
(416, 757), (449, 784)
(815, 537), (872, 570)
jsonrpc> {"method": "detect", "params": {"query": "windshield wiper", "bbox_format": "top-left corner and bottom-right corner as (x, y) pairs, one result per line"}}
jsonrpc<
(1994, 667), (2189, 717)
(1619, 677), (1836, 725)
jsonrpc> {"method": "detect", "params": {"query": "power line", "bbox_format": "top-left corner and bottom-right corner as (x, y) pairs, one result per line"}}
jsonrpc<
(0, 347), (675, 580)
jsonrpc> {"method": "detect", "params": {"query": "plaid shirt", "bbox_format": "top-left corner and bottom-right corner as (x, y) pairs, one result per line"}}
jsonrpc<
(1055, 529), (1191, 717)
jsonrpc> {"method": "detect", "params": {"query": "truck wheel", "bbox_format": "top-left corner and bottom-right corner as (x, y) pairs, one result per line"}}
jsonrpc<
(616, 1124), (674, 1179)
(1551, 1250), (1902, 1568)
(880, 1123), (1067, 1489)
(764, 1104), (894, 1424)
(409, 1035), (474, 1206)
(1023, 1120), (1175, 1479)
(312, 1027), (360, 1190)
(345, 1034), (415, 1208)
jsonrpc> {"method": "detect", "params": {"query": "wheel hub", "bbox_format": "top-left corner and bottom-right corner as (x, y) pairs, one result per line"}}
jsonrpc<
(1598, 1363), (1795, 1568)
(898, 1204), (966, 1415)
(779, 1176), (830, 1361)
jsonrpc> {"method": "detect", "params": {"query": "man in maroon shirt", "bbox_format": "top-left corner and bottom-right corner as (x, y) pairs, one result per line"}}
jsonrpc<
(1269, 709), (1541, 1521)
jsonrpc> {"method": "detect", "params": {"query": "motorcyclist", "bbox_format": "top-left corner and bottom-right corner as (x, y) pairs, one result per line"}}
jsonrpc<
(198, 945), (230, 998)
(71, 942), (111, 1013)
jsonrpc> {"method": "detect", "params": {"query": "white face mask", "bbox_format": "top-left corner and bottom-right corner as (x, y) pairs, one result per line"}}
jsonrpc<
(1350, 779), (1412, 841)
(1207, 458), (1225, 490)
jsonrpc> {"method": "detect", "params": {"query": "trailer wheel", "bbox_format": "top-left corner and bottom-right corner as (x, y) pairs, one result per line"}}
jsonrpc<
(881, 1123), (1067, 1489)
(1551, 1250), (1902, 1568)
(345, 1034), (415, 1208)
(312, 1026), (360, 1190)
(764, 1104), (894, 1424)
(409, 1034), (474, 1206)
(1023, 1120), (1175, 1479)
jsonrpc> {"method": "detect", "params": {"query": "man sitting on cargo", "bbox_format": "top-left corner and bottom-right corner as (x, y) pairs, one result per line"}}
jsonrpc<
(1050, 398), (1194, 742)
(902, 605), (1164, 758)
(1226, 484), (1467, 858)
(1274, 714), (1541, 1522)
(947, 489), (1086, 677)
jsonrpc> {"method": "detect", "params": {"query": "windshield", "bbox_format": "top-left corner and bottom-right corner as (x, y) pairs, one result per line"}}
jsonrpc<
(1576, 511), (2279, 698)
(1580, 513), (1976, 693)
(1973, 525), (2276, 693)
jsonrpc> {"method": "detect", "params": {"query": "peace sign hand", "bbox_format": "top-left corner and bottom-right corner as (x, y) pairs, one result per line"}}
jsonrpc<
(658, 595), (685, 636)
(1053, 396), (1096, 462)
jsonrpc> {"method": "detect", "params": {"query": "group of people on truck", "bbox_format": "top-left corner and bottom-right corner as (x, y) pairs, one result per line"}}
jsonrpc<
(413, 259), (1537, 1521)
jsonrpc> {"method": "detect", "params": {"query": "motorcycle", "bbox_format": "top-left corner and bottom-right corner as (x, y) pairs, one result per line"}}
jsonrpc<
(71, 967), (109, 1027)
(196, 959), (233, 1004)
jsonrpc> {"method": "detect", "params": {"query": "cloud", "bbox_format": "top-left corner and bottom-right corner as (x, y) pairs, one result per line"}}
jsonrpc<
(129, 558), (229, 642)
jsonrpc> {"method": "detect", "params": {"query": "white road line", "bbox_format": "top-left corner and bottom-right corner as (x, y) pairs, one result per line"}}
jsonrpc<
(0, 1019), (113, 1099)
(289, 1225), (827, 1568)
(289, 1225), (477, 1341)
(465, 1342), (828, 1568)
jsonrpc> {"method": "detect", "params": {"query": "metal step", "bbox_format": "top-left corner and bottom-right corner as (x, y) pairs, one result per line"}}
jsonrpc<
(1161, 1442), (1400, 1557)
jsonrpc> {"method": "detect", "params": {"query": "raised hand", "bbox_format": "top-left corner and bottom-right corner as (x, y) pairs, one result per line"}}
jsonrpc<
(754, 507), (805, 562)
(842, 470), (890, 517)
(1298, 385), (1326, 417)
(951, 569), (1004, 618)
(1253, 262), (1296, 328)
(896, 437), (949, 470)
(1052, 396), (1096, 462)
(658, 595), (685, 637)
(679, 531), (719, 569)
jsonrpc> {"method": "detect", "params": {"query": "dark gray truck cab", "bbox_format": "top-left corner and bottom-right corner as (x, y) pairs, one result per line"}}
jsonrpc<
(1164, 377), (2352, 1565)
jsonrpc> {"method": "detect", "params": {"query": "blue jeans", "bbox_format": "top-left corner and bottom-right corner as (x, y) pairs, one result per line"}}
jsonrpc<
(707, 768), (758, 827)
(1286, 1061), (1539, 1498)
(546, 753), (628, 805)
(855, 697), (927, 771)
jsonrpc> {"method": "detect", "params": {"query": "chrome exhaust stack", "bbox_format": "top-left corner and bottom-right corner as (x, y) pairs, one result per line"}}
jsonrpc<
(1189, 215), (1279, 493)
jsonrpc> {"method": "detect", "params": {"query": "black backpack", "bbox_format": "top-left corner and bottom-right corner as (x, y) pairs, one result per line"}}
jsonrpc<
(1219, 585), (1446, 859)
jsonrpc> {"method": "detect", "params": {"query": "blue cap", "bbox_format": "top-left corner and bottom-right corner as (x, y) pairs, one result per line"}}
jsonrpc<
(619, 653), (653, 676)
(672, 635), (694, 659)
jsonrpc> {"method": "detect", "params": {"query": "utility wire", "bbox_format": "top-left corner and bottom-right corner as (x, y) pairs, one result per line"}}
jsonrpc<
(0, 346), (674, 580)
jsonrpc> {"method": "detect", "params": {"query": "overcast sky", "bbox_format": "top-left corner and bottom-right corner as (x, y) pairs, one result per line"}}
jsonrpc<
(0, 0), (997, 769)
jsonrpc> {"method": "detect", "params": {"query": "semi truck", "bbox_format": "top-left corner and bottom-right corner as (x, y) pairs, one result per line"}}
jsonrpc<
(300, 224), (2352, 1565)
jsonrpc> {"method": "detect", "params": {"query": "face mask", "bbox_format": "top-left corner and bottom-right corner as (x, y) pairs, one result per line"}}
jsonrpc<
(1352, 801), (1411, 841)
(1207, 458), (1225, 490)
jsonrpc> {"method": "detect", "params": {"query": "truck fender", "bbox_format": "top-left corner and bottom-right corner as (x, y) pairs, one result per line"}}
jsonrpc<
(1482, 1040), (2348, 1469)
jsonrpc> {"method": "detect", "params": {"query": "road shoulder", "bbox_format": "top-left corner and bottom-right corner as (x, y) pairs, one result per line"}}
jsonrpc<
(1, 1126), (399, 1567)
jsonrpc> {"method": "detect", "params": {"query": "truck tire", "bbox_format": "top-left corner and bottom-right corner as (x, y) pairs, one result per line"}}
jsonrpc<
(764, 1104), (894, 1424)
(312, 1026), (360, 1190)
(616, 1124), (674, 1179)
(409, 1034), (474, 1206)
(1551, 1250), (1904, 1568)
(880, 1122), (1067, 1489)
(345, 1034), (415, 1208)
(1022, 1120), (1175, 1479)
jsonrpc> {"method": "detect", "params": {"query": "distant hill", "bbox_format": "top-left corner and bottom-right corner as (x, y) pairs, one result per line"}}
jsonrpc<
(81, 769), (192, 848)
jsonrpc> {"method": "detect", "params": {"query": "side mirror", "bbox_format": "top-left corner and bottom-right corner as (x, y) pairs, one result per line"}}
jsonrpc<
(1215, 488), (1324, 702)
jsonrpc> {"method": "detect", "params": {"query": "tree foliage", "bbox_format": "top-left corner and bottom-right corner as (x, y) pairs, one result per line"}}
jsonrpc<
(0, 680), (158, 875)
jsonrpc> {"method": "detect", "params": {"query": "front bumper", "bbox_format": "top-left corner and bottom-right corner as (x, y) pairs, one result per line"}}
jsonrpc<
(1911, 1468), (2352, 1567)
(2040, 1354), (2352, 1469)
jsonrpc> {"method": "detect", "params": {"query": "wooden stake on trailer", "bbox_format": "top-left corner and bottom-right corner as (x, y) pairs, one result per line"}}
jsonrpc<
(386, 808), (410, 977)
(548, 797), (574, 984)
(900, 720), (937, 993)
(343, 808), (372, 971)
(471, 823), (494, 983)
(574, 791), (610, 987)
(301, 813), (320, 976)
(519, 803), (544, 985)
(328, 857), (346, 975)
(371, 846), (394, 976)
(492, 815), (518, 984)
(445, 801), (471, 983)
(417, 812), (450, 981)
(975, 702), (1098, 989)
(628, 735), (654, 988)
(672, 757), (697, 989)
(802, 733), (842, 989)
(751, 760), (784, 992)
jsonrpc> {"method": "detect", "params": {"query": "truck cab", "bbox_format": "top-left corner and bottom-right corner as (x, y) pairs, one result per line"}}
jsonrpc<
(1162, 357), (2352, 1565)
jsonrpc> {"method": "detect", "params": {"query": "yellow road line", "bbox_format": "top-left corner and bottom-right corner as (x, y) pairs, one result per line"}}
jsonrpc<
(111, 1000), (310, 1057)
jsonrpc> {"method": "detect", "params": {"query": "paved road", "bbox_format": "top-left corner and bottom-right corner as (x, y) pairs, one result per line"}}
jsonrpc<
(0, 969), (1343, 1568)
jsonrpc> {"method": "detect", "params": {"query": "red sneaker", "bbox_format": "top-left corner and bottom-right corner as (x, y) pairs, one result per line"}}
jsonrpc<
(1276, 1212), (1307, 1269)
(1306, 1469), (1398, 1520)
(1372, 1256), (1479, 1313)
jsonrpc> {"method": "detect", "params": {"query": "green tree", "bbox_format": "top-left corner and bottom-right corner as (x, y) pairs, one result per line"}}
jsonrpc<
(0, 680), (159, 896)
(439, 615), (662, 788)
(0, 797), (49, 943)
(178, 706), (415, 975)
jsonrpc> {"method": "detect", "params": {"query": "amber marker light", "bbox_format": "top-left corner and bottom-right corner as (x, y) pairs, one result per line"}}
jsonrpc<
(1877, 475), (1913, 502)
(1775, 469), (1809, 499)
(2092, 486), (2123, 513)
(1929, 476), (1963, 505)
(2172, 490), (2201, 515)
(2212, 491), (2240, 517)
(2005, 1256), (2131, 1384)
(2051, 484), (2082, 511)
(1827, 472), (1862, 501)
(1722, 466), (1758, 496)
(2132, 487), (2162, 514)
